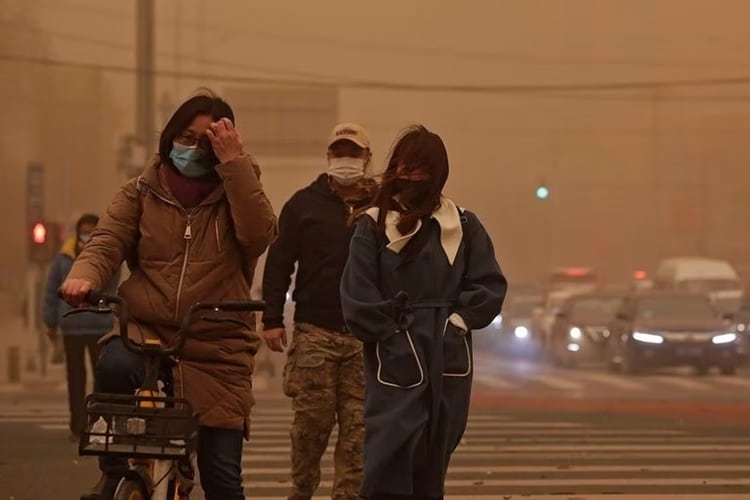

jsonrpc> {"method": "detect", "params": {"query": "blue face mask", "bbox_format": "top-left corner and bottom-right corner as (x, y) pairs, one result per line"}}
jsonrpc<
(170, 142), (213, 178)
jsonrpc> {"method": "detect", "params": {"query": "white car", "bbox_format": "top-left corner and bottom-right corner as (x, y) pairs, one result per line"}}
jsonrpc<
(654, 257), (743, 314)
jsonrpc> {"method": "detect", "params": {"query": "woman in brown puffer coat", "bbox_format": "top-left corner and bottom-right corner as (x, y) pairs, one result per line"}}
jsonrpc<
(61, 91), (277, 500)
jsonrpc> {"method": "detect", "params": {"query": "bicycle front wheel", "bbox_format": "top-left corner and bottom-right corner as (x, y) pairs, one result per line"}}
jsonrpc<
(113, 478), (149, 500)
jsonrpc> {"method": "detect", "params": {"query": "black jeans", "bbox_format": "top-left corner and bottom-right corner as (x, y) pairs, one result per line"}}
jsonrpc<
(95, 338), (245, 500)
(62, 334), (102, 436)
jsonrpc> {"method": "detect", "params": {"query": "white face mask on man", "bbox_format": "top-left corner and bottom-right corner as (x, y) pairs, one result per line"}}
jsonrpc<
(328, 157), (365, 186)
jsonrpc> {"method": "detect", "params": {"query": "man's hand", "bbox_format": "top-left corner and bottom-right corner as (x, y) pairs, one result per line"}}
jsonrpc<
(263, 328), (288, 353)
(60, 278), (93, 307)
(45, 327), (58, 342)
(206, 118), (243, 164)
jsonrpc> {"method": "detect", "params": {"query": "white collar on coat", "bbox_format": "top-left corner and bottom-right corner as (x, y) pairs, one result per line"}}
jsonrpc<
(365, 197), (463, 266)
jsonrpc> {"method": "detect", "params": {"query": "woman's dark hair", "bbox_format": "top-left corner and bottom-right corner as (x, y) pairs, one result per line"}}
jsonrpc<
(368, 124), (450, 234)
(76, 213), (99, 233)
(158, 89), (235, 167)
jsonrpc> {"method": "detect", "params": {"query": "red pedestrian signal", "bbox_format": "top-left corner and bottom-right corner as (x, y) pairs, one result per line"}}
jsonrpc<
(28, 221), (60, 264)
(32, 222), (47, 244)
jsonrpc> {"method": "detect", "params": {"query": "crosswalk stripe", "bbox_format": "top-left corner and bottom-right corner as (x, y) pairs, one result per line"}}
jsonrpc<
(247, 420), (588, 429)
(244, 432), (750, 447)
(39, 424), (69, 430)
(30, 423), (689, 438)
(239, 463), (750, 475)
(241, 442), (750, 454)
(0, 417), (69, 423)
(243, 477), (750, 488)
(472, 373), (518, 389)
(243, 451), (750, 463)
(246, 496), (750, 500)
(650, 376), (714, 391)
(708, 376), (750, 389)
(571, 371), (646, 391)
(461, 428), (688, 436)
(4, 373), (750, 407)
(245, 420), (589, 430)
(452, 443), (750, 452)
(245, 428), (688, 438)
(244, 435), (748, 447)
(6, 387), (750, 497)
(522, 372), (583, 391)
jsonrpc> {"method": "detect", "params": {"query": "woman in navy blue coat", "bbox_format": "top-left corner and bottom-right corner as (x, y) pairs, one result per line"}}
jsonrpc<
(341, 125), (507, 500)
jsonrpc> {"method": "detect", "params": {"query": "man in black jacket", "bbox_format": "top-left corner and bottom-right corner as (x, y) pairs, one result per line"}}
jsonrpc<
(262, 123), (376, 500)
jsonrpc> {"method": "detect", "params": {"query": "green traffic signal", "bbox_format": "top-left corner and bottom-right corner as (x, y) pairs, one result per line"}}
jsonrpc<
(536, 185), (550, 200)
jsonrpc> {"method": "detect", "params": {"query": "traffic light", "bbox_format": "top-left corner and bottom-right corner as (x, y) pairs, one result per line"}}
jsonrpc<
(29, 221), (49, 263)
(32, 222), (46, 244)
(28, 220), (61, 264)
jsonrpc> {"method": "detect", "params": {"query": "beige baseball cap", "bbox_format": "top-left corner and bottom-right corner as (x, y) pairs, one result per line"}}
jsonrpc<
(327, 122), (370, 149)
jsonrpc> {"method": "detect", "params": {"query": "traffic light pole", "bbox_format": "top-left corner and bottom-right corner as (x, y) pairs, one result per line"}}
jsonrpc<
(136, 0), (155, 151)
(24, 262), (47, 376)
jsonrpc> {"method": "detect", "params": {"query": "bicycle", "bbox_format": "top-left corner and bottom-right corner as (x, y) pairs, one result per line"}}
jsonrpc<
(63, 291), (265, 500)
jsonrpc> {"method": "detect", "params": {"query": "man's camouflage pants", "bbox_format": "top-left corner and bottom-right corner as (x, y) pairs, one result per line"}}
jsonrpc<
(283, 323), (365, 500)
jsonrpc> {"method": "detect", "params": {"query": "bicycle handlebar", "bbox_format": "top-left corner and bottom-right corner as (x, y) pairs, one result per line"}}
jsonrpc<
(61, 291), (265, 356)
(173, 301), (266, 355)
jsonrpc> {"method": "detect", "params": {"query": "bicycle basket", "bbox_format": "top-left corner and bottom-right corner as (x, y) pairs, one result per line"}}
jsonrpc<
(79, 392), (199, 459)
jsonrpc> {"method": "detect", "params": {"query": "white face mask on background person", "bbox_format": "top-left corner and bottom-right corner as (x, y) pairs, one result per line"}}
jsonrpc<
(328, 157), (365, 185)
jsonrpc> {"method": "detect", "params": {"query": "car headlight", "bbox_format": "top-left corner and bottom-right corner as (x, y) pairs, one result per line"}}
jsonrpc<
(569, 327), (583, 340)
(632, 332), (664, 344)
(712, 333), (737, 345)
(567, 343), (580, 352)
(514, 326), (529, 339)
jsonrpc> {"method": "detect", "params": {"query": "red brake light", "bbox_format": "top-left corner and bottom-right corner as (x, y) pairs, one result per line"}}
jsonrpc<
(565, 268), (589, 277)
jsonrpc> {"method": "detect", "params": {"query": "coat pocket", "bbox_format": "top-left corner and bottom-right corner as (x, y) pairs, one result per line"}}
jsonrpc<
(376, 330), (424, 389)
(443, 320), (472, 377)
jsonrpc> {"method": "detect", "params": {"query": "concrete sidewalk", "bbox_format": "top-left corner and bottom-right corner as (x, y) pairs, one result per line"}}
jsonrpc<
(0, 318), (63, 384)
(0, 366), (66, 399)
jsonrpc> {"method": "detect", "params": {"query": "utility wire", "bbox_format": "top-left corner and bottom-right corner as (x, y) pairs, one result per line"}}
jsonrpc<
(6, 51), (750, 95)
(0, 19), (343, 83)
(25, 0), (750, 70)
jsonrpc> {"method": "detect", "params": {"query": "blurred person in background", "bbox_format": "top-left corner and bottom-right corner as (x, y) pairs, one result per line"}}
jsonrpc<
(43, 213), (120, 442)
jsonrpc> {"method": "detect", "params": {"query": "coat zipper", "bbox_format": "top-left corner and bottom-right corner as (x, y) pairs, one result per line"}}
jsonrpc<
(214, 217), (222, 252)
(174, 214), (193, 321)
(178, 361), (185, 399)
(137, 181), (190, 322)
(137, 180), (212, 322)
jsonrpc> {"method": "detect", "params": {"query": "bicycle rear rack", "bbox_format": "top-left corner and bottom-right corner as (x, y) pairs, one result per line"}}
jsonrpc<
(79, 393), (199, 459)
